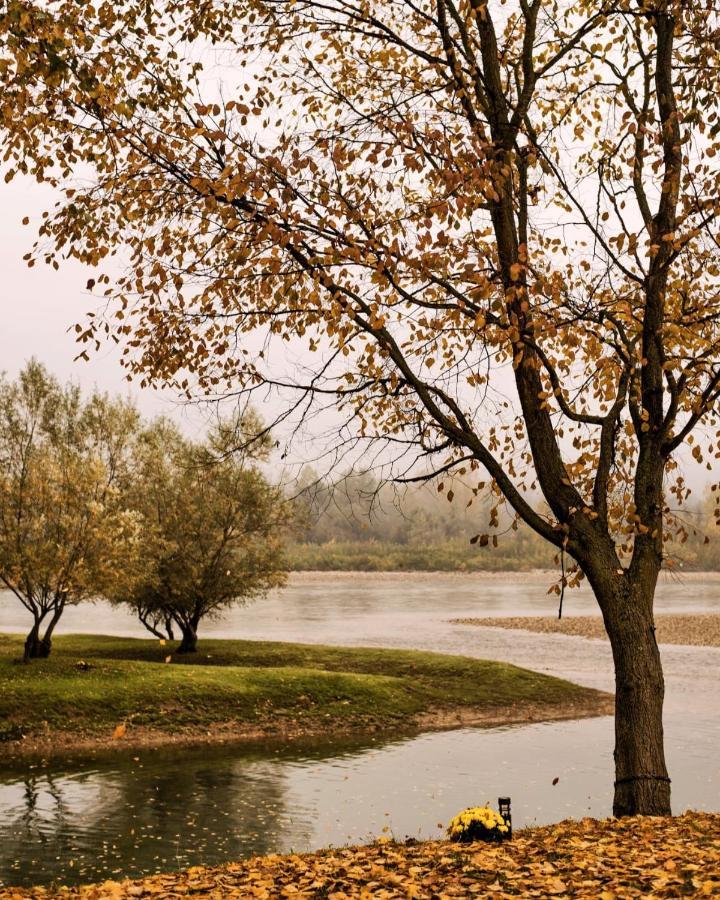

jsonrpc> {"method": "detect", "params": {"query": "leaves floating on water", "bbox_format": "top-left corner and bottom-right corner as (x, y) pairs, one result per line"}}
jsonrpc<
(9, 813), (719, 898)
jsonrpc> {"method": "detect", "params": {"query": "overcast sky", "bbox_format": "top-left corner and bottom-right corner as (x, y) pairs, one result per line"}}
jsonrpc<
(0, 175), (348, 468)
(0, 174), (209, 434)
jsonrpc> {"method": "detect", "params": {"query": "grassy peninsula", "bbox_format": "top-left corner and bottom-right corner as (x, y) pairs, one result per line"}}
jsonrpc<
(0, 633), (611, 760)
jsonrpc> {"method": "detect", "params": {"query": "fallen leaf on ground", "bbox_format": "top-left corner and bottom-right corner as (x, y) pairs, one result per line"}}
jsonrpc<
(8, 812), (720, 898)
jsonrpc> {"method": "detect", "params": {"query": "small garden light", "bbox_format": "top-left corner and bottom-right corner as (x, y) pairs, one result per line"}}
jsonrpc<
(498, 797), (512, 838)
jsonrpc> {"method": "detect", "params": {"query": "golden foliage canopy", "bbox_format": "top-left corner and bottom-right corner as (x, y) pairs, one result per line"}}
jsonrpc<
(2, 0), (720, 566)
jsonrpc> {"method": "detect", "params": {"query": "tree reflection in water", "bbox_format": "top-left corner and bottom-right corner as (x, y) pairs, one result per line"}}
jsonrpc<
(0, 737), (379, 888)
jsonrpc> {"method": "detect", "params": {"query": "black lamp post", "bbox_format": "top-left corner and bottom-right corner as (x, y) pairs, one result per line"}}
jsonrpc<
(498, 796), (512, 838)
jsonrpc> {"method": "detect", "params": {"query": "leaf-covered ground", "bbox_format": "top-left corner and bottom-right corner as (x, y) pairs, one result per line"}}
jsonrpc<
(452, 614), (720, 647)
(5, 813), (718, 898)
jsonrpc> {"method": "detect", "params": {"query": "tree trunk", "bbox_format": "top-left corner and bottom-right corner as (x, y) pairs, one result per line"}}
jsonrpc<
(24, 619), (43, 663)
(177, 623), (198, 654)
(37, 601), (65, 659)
(34, 638), (52, 658)
(600, 577), (671, 816)
(164, 617), (175, 641)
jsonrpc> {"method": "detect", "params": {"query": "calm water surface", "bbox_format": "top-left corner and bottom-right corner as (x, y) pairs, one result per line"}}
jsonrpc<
(1, 572), (718, 887)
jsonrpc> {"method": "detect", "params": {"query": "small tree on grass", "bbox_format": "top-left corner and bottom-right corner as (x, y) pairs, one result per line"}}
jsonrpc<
(0, 362), (142, 661)
(116, 417), (288, 653)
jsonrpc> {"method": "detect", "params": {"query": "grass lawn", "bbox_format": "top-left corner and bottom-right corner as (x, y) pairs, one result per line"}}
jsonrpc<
(0, 633), (610, 756)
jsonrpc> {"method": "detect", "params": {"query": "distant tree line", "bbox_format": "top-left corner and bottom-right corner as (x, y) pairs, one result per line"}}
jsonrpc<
(291, 469), (719, 574)
(0, 362), (288, 661)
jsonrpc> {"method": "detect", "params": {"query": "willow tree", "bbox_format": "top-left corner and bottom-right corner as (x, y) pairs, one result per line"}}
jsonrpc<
(0, 361), (142, 660)
(112, 416), (288, 653)
(3, 0), (720, 814)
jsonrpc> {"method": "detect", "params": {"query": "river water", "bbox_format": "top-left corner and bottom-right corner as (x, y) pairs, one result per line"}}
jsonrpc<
(1, 572), (718, 887)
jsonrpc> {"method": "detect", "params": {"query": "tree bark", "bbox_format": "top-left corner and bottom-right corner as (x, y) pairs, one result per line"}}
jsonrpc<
(37, 601), (65, 658)
(598, 576), (671, 816)
(177, 623), (198, 653)
(23, 619), (43, 663)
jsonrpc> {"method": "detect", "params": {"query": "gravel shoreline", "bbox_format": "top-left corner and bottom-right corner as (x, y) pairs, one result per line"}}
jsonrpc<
(451, 613), (720, 647)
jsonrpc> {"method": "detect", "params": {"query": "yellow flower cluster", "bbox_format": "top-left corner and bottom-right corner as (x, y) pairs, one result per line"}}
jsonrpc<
(447, 806), (509, 840)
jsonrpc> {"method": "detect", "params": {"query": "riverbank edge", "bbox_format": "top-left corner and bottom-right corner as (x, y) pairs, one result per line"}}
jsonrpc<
(286, 568), (720, 579)
(1, 692), (614, 767)
(451, 612), (720, 648)
(6, 812), (718, 898)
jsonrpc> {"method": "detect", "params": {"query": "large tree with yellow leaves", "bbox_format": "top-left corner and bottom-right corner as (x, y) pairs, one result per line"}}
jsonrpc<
(0, 361), (143, 661)
(3, 0), (720, 815)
